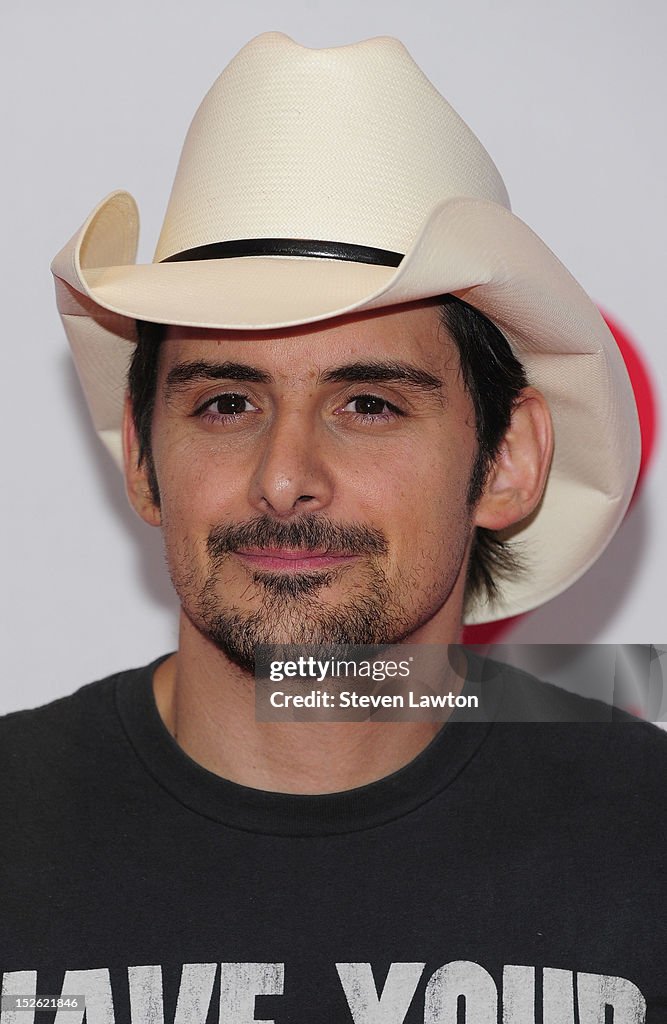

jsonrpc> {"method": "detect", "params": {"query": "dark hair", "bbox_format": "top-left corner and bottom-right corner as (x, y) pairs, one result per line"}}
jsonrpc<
(437, 296), (528, 607)
(128, 296), (528, 610)
(128, 319), (164, 507)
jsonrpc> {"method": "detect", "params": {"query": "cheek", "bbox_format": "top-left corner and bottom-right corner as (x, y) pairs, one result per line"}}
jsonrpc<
(154, 433), (247, 525)
(151, 451), (222, 582)
(380, 431), (476, 536)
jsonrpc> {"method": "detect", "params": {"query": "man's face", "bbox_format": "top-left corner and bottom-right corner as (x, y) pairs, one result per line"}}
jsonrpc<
(139, 301), (481, 670)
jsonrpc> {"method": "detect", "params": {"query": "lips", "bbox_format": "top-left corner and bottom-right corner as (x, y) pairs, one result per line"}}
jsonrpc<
(235, 547), (359, 572)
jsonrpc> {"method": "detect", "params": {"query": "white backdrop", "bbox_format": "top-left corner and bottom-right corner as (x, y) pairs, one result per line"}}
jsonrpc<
(2, 0), (665, 714)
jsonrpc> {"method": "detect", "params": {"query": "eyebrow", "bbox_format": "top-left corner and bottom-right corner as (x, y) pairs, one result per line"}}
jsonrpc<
(164, 361), (273, 401)
(318, 360), (443, 392)
(163, 358), (445, 402)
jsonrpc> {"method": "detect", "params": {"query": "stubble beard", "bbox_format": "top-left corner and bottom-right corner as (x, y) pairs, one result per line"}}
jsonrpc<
(170, 514), (467, 675)
(196, 559), (420, 673)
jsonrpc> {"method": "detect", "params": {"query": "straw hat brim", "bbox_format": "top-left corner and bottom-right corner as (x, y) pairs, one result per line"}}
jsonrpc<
(52, 189), (641, 625)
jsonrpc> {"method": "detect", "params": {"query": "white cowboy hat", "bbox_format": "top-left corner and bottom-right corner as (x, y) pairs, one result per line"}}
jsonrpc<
(51, 31), (640, 625)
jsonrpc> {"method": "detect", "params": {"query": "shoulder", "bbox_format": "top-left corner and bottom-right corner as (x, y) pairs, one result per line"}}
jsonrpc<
(0, 661), (156, 786)
(0, 661), (167, 887)
(481, 656), (667, 811)
(481, 654), (663, 726)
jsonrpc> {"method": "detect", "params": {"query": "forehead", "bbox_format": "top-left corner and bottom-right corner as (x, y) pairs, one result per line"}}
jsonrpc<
(158, 300), (459, 379)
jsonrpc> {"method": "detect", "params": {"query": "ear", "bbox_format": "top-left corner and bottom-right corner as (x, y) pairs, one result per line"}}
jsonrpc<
(122, 394), (161, 527)
(474, 387), (554, 531)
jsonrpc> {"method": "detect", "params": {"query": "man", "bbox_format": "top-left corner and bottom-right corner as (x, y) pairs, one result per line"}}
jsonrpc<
(1, 32), (664, 1023)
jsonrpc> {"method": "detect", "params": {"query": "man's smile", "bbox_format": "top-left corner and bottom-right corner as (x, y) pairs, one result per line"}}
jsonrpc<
(234, 548), (361, 572)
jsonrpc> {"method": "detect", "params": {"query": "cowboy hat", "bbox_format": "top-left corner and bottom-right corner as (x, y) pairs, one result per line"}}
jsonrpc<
(51, 31), (640, 625)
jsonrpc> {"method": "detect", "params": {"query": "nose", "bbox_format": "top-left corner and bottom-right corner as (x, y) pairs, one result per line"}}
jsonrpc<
(247, 410), (335, 517)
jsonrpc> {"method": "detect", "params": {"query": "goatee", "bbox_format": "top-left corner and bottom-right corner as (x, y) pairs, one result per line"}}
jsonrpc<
(186, 514), (414, 673)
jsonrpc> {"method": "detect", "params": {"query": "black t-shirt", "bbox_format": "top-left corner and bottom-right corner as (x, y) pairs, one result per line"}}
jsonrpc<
(1, 655), (665, 1023)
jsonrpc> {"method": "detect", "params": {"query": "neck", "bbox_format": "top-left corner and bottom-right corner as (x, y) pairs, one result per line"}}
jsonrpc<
(153, 609), (466, 795)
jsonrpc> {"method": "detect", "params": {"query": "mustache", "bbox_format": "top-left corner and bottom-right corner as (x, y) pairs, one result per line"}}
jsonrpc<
(207, 515), (388, 560)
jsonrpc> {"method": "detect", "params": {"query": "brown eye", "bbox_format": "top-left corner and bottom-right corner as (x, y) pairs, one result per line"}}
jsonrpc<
(212, 393), (251, 415)
(352, 395), (387, 415)
(341, 394), (403, 419)
(195, 392), (259, 422)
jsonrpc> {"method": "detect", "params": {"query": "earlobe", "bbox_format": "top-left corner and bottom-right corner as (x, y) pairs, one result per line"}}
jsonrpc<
(474, 387), (554, 532)
(122, 395), (161, 527)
